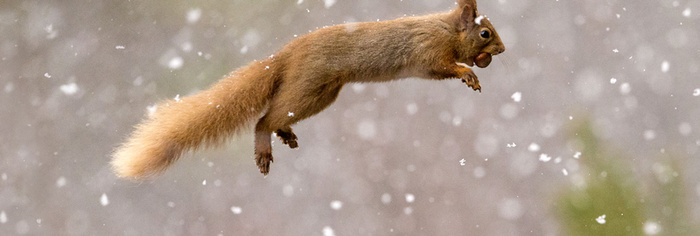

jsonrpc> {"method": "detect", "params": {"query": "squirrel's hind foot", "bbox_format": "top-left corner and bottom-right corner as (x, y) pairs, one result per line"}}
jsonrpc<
(255, 150), (273, 176)
(276, 129), (299, 149)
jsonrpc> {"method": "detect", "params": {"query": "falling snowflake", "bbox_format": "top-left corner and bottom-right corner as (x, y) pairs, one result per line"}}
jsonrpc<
(596, 215), (606, 224)
(661, 61), (670, 73)
(168, 57), (183, 69)
(404, 207), (413, 215)
(322, 226), (336, 236)
(644, 130), (656, 141)
(323, 0), (336, 9)
(405, 194), (415, 203)
(459, 158), (466, 166)
(511, 92), (522, 102)
(60, 83), (79, 95)
(475, 15), (486, 25)
(620, 83), (631, 95)
(678, 123), (692, 136)
(574, 152), (582, 159)
(330, 200), (343, 210)
(381, 193), (392, 204)
(56, 176), (67, 188)
(231, 206), (242, 214)
(528, 143), (540, 152)
(187, 8), (202, 24)
(539, 153), (552, 162)
(643, 221), (661, 235)
(146, 104), (158, 116)
(100, 193), (110, 206)
(683, 8), (692, 17)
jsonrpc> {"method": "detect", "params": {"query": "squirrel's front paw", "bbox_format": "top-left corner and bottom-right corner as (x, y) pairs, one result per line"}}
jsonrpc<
(461, 70), (481, 92)
(255, 150), (274, 176)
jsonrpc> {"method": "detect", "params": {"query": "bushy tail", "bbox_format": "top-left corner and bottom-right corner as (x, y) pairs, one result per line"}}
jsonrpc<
(111, 59), (277, 179)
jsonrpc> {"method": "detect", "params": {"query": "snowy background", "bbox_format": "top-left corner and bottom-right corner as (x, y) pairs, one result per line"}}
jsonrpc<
(1, 0), (699, 235)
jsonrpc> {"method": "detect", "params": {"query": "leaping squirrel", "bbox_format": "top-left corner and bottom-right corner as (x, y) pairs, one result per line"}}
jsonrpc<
(112, 0), (505, 179)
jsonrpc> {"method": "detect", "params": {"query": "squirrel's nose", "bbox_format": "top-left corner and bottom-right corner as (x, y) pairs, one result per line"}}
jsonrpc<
(497, 44), (505, 54)
(489, 42), (505, 56)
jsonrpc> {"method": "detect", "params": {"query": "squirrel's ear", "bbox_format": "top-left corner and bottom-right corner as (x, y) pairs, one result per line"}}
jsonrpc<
(457, 0), (477, 9)
(458, 3), (477, 29)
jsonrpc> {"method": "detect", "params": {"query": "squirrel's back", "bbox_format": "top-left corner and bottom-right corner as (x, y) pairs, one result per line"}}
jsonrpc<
(278, 13), (458, 83)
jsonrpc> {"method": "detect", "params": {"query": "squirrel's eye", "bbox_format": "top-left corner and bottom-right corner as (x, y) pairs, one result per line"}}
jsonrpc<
(480, 30), (490, 39)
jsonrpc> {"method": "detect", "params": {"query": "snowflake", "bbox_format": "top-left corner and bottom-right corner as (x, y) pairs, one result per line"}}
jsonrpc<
(596, 215), (606, 224)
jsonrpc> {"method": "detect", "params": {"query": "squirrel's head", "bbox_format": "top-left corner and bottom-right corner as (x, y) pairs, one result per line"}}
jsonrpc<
(453, 0), (505, 68)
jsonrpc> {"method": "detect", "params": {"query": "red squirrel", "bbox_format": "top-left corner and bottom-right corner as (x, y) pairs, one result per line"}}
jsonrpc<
(111, 0), (505, 179)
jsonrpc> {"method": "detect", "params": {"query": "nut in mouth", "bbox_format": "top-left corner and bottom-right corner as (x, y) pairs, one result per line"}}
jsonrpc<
(474, 52), (492, 68)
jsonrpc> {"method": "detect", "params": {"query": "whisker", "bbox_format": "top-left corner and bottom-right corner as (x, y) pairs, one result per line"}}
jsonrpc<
(497, 54), (513, 71)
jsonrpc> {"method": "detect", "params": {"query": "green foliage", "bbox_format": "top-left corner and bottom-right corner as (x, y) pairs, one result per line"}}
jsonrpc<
(556, 121), (644, 235)
(647, 158), (698, 236)
(556, 121), (699, 235)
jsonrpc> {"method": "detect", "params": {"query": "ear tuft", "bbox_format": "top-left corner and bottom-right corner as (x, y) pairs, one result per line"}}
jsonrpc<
(457, 0), (477, 9)
(459, 4), (477, 29)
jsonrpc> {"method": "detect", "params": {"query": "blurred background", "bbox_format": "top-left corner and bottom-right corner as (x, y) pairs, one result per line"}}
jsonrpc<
(1, 0), (699, 235)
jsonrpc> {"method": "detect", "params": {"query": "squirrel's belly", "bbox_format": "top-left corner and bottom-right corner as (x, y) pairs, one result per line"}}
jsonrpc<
(351, 66), (425, 83)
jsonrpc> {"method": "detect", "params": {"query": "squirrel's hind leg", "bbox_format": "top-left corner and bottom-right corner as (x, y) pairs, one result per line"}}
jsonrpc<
(253, 118), (299, 175)
(254, 118), (273, 175)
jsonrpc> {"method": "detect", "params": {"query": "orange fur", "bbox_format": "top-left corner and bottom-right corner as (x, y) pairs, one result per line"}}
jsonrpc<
(111, 59), (276, 178)
(112, 0), (505, 179)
